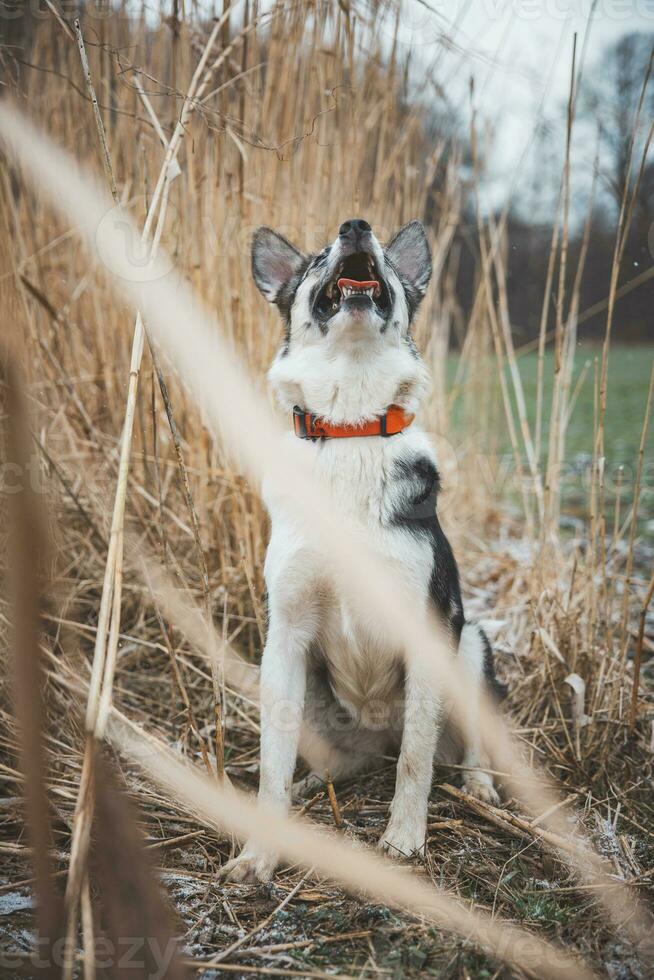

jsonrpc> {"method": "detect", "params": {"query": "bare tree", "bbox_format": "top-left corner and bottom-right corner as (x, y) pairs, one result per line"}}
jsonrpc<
(583, 31), (654, 211)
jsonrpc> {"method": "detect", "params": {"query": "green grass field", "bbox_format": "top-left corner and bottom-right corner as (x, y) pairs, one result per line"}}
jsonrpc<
(448, 344), (654, 531)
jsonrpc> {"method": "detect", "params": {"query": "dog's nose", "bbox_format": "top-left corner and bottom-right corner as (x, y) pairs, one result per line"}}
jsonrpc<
(339, 218), (372, 241)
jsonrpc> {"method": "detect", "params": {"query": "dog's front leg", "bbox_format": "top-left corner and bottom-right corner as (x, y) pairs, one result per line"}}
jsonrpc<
(223, 612), (309, 884)
(380, 663), (442, 858)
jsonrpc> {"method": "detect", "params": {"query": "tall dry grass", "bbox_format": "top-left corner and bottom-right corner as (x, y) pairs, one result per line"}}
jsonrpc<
(1, 3), (653, 977)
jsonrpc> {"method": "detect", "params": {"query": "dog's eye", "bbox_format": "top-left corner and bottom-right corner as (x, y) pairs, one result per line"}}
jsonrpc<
(315, 289), (335, 316)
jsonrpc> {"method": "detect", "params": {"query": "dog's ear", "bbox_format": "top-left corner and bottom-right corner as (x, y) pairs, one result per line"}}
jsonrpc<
(252, 227), (306, 303)
(385, 220), (432, 298)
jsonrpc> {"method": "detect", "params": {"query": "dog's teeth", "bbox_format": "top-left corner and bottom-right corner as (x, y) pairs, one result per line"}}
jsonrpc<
(339, 283), (376, 299)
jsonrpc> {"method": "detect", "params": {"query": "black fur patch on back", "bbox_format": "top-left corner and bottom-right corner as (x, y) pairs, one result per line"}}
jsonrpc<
(393, 456), (441, 516)
(390, 456), (463, 641)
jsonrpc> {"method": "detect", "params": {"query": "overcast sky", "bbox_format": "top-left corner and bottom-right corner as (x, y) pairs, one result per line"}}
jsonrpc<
(396, 1), (654, 218)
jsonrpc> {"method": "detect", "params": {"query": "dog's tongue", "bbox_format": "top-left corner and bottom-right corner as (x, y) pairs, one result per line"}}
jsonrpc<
(338, 277), (380, 295)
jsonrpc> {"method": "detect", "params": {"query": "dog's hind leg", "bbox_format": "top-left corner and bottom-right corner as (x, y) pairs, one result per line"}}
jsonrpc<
(458, 622), (500, 806)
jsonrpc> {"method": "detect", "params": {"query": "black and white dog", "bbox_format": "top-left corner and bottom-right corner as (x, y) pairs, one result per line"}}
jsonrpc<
(224, 218), (505, 883)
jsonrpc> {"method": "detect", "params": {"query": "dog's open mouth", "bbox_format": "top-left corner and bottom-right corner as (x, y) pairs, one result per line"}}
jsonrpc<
(315, 252), (391, 319)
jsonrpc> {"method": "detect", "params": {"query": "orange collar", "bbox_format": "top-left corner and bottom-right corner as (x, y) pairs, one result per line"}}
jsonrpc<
(293, 404), (415, 440)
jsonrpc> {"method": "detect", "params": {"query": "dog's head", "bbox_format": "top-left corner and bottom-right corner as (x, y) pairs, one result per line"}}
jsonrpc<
(252, 219), (432, 420)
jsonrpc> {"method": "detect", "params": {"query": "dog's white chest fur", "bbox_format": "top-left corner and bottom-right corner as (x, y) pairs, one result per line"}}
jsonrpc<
(265, 429), (435, 715)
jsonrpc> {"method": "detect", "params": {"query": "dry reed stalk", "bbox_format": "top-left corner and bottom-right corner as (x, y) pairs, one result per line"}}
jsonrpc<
(325, 771), (344, 830)
(182, 965), (353, 979)
(80, 874), (95, 980)
(3, 351), (63, 979)
(576, 264), (654, 326)
(488, 212), (544, 519)
(586, 355), (601, 650)
(61, 739), (97, 979)
(58, 320), (146, 977)
(4, 103), (651, 947)
(534, 187), (562, 464)
(90, 749), (189, 980)
(543, 35), (576, 539)
(95, 525), (123, 734)
(439, 783), (583, 857)
(43, 0), (75, 40)
(557, 149), (598, 483)
(74, 18), (117, 203)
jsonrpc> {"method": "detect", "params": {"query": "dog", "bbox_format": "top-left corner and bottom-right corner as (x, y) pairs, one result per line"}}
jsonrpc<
(223, 218), (506, 883)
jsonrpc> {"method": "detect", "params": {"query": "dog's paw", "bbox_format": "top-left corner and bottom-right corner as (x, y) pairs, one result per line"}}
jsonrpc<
(378, 817), (426, 859)
(463, 775), (500, 807)
(220, 845), (278, 884)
